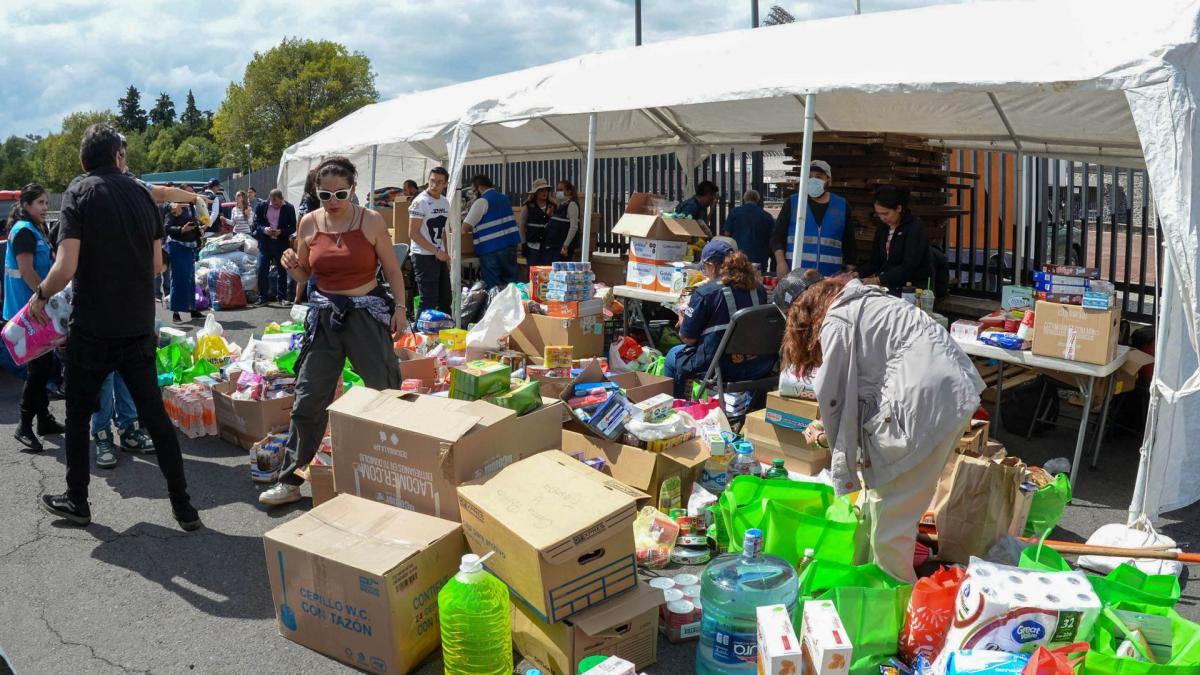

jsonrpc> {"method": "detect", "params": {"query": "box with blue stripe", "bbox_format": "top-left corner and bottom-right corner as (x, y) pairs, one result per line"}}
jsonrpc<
(456, 450), (646, 623)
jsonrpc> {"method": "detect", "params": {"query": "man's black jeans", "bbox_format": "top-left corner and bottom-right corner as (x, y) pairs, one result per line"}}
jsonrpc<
(63, 331), (190, 506)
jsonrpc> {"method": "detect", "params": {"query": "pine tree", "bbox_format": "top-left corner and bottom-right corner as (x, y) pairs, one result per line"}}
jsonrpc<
(149, 92), (176, 127)
(116, 85), (148, 132)
(180, 90), (205, 135)
(763, 5), (795, 25)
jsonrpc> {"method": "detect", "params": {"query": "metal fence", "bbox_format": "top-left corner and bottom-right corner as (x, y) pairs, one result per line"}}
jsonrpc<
(946, 150), (1160, 323)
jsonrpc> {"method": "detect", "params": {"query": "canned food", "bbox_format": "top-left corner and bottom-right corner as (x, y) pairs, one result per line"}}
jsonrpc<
(671, 547), (711, 565)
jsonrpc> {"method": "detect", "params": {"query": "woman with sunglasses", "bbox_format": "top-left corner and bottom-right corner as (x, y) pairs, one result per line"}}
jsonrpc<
(258, 156), (407, 507)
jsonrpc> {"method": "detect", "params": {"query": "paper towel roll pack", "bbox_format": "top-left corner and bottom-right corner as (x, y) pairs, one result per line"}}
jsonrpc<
(934, 557), (1100, 671)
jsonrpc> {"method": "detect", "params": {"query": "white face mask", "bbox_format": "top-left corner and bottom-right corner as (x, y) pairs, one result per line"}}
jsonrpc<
(555, 191), (566, 201)
(806, 177), (827, 199)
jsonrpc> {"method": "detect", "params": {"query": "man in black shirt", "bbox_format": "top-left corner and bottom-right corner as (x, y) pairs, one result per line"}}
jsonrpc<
(26, 123), (200, 530)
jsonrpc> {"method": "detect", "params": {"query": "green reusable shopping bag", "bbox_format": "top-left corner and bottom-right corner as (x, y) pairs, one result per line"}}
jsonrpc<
(156, 341), (192, 378)
(342, 360), (362, 390)
(1082, 602), (1200, 674)
(1089, 565), (1181, 609)
(1019, 541), (1072, 572)
(274, 350), (300, 375)
(646, 355), (666, 377)
(176, 358), (217, 385)
(1024, 473), (1073, 536)
(760, 495), (860, 567)
(797, 560), (912, 675)
(718, 476), (834, 553)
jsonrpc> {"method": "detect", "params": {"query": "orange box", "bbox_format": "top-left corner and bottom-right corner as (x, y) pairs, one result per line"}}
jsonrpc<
(547, 299), (604, 319)
(530, 266), (552, 303)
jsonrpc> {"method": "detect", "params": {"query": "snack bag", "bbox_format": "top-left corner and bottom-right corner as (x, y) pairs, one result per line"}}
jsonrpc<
(901, 566), (967, 666)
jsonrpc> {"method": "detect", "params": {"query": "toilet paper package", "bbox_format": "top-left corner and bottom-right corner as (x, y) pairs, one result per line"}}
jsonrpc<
(1, 286), (73, 366)
(935, 557), (1101, 671)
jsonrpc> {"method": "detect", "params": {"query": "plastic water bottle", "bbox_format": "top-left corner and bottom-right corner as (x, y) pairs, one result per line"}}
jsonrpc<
(764, 458), (789, 479)
(437, 553), (512, 675)
(696, 529), (798, 673)
(726, 440), (761, 481)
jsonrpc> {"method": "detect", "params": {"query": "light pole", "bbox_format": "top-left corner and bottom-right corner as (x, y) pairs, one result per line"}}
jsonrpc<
(635, 0), (642, 45)
(244, 143), (252, 192)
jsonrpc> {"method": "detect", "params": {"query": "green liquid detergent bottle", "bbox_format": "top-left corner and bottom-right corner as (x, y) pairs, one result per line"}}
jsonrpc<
(437, 552), (512, 675)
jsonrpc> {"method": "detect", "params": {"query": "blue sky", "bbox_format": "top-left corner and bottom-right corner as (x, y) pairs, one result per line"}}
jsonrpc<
(0, 0), (962, 140)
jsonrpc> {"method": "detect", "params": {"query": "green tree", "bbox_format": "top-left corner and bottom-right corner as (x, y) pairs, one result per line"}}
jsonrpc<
(117, 85), (148, 133)
(180, 90), (206, 136)
(0, 135), (41, 187)
(763, 5), (795, 25)
(149, 92), (176, 127)
(123, 129), (152, 175)
(147, 125), (185, 172)
(172, 135), (220, 170)
(39, 111), (116, 190)
(212, 38), (377, 171)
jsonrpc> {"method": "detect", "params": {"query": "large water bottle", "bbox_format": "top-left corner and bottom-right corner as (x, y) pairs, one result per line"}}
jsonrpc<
(437, 553), (512, 675)
(696, 529), (798, 674)
(725, 438), (761, 481)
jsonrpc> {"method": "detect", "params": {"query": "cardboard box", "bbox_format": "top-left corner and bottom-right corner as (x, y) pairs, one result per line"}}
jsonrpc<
(1031, 300), (1120, 365)
(765, 391), (820, 432)
(456, 451), (645, 623)
(560, 430), (709, 509)
(212, 380), (294, 450)
(512, 581), (663, 675)
(308, 463), (336, 507)
(328, 388), (564, 521)
(611, 192), (711, 242)
(263, 495), (465, 675)
(385, 199), (411, 245)
(547, 298), (604, 319)
(449, 359), (511, 401)
(511, 312), (605, 359)
(957, 420), (990, 456)
(801, 599), (853, 675)
(1038, 347), (1154, 411)
(743, 409), (831, 476)
(396, 348), (437, 390)
(625, 260), (667, 292)
(757, 604), (803, 675)
(628, 238), (690, 265)
(607, 371), (674, 403)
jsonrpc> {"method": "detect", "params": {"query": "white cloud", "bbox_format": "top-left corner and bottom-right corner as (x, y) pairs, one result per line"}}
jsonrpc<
(0, 0), (963, 141)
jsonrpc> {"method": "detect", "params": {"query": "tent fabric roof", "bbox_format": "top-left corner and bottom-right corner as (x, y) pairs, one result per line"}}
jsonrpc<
(280, 0), (1198, 187)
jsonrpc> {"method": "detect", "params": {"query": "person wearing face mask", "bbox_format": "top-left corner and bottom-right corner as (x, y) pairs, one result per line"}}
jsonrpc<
(771, 160), (856, 278)
(518, 178), (554, 264)
(857, 185), (931, 294)
(546, 179), (581, 262)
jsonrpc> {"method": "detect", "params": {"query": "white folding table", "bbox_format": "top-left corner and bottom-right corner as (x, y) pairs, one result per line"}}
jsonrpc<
(613, 285), (683, 349)
(953, 337), (1130, 487)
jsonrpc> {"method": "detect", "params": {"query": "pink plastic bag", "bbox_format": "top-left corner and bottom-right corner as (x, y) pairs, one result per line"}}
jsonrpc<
(1, 292), (72, 366)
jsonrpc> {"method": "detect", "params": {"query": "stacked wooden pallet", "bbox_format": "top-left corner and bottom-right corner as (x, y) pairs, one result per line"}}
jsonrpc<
(762, 131), (976, 266)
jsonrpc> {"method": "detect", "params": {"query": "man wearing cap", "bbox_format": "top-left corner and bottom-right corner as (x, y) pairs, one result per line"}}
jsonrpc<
(771, 160), (856, 277)
(518, 178), (554, 265)
(663, 238), (773, 399)
(721, 189), (775, 272)
(203, 179), (230, 233)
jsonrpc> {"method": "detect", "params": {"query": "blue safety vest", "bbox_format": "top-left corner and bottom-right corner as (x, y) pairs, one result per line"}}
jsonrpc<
(3, 220), (53, 321)
(786, 193), (847, 276)
(472, 189), (520, 255)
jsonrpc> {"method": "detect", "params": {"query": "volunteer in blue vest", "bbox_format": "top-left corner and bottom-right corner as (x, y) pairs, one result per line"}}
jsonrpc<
(676, 180), (718, 229)
(721, 189), (775, 272)
(771, 160), (857, 278)
(547, 179), (582, 262)
(4, 184), (66, 452)
(663, 238), (774, 399)
(463, 174), (520, 289)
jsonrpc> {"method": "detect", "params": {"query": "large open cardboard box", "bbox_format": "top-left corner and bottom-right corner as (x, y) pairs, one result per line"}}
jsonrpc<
(611, 192), (711, 241)
(457, 451), (645, 623)
(1031, 300), (1120, 365)
(742, 409), (831, 476)
(608, 371), (674, 403)
(212, 380), (294, 450)
(510, 313), (605, 359)
(560, 430), (708, 508)
(512, 580), (664, 675)
(327, 388), (564, 521)
(263, 495), (465, 675)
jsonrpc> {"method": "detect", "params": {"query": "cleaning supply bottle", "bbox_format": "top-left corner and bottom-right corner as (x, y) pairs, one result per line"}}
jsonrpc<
(437, 552), (512, 675)
(696, 529), (798, 674)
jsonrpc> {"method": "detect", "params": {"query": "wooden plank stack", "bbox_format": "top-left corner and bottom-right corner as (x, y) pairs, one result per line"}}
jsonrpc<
(762, 131), (976, 266)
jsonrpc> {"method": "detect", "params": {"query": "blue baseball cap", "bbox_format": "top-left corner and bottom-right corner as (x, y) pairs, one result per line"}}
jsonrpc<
(701, 238), (735, 264)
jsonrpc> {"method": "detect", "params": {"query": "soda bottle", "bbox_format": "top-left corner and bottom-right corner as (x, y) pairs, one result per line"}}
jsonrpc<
(764, 458), (789, 479)
(696, 529), (798, 673)
(438, 553), (512, 675)
(725, 439), (760, 481)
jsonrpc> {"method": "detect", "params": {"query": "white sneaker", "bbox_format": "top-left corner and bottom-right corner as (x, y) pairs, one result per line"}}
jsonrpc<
(258, 483), (302, 506)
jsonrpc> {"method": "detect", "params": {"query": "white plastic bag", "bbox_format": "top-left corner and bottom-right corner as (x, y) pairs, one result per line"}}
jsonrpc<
(626, 413), (691, 443)
(1078, 516), (1184, 577)
(779, 365), (819, 400)
(608, 341), (633, 373)
(465, 284), (526, 357)
(197, 313), (223, 339)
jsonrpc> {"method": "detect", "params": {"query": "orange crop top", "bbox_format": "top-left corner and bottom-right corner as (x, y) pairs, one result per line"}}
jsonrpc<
(309, 210), (378, 291)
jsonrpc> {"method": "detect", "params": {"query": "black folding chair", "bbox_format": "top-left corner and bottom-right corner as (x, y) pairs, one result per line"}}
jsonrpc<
(699, 303), (787, 424)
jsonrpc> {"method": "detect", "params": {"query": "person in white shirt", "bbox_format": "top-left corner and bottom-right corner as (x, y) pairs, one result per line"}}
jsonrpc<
(408, 167), (452, 314)
(230, 191), (253, 234)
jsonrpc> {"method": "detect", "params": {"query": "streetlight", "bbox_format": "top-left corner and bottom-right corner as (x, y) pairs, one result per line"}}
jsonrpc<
(244, 143), (252, 192)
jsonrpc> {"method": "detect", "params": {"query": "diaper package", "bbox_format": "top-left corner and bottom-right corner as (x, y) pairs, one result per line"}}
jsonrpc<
(935, 557), (1101, 671)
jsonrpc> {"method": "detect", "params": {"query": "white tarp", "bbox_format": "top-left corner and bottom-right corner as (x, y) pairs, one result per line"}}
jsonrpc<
(279, 0), (1200, 518)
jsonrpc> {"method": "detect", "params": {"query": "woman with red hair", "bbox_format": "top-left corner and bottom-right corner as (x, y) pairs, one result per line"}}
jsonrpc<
(783, 277), (983, 582)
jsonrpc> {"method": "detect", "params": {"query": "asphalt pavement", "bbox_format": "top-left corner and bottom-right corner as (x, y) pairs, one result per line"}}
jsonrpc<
(0, 301), (1196, 675)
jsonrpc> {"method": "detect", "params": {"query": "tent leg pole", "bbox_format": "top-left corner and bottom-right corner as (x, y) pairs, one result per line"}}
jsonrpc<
(368, 145), (378, 209)
(1128, 250), (1173, 524)
(1013, 151), (1024, 284)
(791, 94), (816, 269)
(581, 112), (597, 263)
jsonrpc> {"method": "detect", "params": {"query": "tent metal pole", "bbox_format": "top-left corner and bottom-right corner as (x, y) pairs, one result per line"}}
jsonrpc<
(369, 145), (378, 209)
(581, 112), (598, 262)
(1014, 151), (1024, 284)
(790, 93), (816, 269)
(1129, 250), (1172, 523)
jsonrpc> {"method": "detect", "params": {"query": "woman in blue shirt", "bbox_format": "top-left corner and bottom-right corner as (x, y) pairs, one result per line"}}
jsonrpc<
(4, 184), (65, 451)
(663, 239), (774, 399)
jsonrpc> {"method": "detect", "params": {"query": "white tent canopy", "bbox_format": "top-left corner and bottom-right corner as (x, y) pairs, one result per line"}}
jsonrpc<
(280, 0), (1200, 520)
